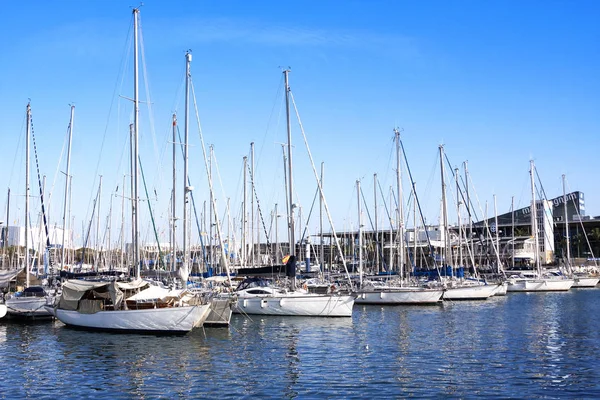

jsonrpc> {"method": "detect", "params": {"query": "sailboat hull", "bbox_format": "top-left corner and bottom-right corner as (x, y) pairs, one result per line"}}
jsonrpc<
(443, 284), (498, 300)
(354, 288), (443, 305)
(507, 278), (574, 292)
(571, 277), (599, 288)
(234, 294), (355, 317)
(49, 304), (211, 334)
(0, 304), (7, 319)
(5, 297), (53, 319)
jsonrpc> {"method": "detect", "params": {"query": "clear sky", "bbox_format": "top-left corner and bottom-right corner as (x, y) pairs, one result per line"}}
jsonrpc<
(0, 0), (598, 248)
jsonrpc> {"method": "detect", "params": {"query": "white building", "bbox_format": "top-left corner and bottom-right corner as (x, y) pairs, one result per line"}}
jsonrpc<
(3, 226), (73, 250)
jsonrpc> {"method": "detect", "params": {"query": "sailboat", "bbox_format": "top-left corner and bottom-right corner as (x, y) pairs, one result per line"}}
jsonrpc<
(48, 8), (211, 333)
(5, 103), (54, 319)
(506, 161), (574, 292)
(353, 165), (444, 305)
(436, 146), (498, 300)
(233, 70), (355, 317)
(561, 174), (599, 288)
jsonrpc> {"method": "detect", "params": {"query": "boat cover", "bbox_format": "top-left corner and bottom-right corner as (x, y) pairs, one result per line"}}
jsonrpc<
(58, 279), (149, 311)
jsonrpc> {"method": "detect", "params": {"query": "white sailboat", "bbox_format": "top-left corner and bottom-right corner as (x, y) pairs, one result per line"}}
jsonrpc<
(561, 174), (599, 288)
(233, 70), (355, 317)
(48, 8), (211, 333)
(507, 161), (573, 292)
(5, 103), (53, 319)
(436, 146), (496, 300)
(353, 171), (443, 305)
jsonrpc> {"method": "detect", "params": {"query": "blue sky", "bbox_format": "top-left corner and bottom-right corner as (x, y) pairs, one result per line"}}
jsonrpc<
(0, 1), (598, 248)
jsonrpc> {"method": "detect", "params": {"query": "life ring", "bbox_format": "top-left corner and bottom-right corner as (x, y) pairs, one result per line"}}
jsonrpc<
(302, 283), (308, 290)
(330, 284), (336, 292)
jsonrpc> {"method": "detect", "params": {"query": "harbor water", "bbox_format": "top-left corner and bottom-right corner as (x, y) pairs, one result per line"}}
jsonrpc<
(2, 289), (600, 399)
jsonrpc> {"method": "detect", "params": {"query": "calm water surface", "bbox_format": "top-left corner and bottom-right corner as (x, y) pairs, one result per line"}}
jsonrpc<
(2, 289), (600, 399)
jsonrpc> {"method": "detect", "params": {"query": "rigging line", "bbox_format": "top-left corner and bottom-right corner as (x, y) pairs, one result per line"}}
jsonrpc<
(176, 125), (208, 267)
(360, 183), (389, 271)
(565, 178), (597, 266)
(7, 108), (28, 192)
(79, 186), (100, 268)
(247, 159), (272, 254)
(399, 139), (441, 274)
(85, 14), (134, 232)
(377, 179), (394, 228)
(139, 155), (163, 269)
(212, 150), (240, 252)
(138, 20), (163, 188)
(289, 91), (352, 287)
(29, 113), (51, 250)
(255, 73), (285, 176)
(299, 185), (320, 243)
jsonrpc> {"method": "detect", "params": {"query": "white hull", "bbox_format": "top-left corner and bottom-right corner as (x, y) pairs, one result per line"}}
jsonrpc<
(492, 282), (508, 296)
(49, 304), (211, 333)
(234, 294), (354, 317)
(572, 277), (600, 288)
(5, 297), (53, 319)
(0, 304), (7, 319)
(354, 287), (443, 305)
(507, 278), (574, 292)
(443, 284), (498, 300)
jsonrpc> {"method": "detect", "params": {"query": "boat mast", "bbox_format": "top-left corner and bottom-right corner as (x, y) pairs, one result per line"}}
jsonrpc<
(209, 144), (214, 272)
(61, 105), (74, 270)
(96, 175), (102, 270)
(374, 173), (379, 274)
(172, 114), (177, 272)
(250, 142), (255, 267)
(320, 163), (324, 275)
(511, 196), (515, 269)
(439, 145), (449, 275)
(242, 156), (247, 266)
(25, 103), (31, 286)
(357, 180), (363, 286)
(494, 194), (501, 274)
(182, 50), (191, 285)
(284, 69), (296, 290)
(464, 161), (473, 269)
(394, 128), (404, 279)
(132, 8), (140, 279)
(563, 174), (571, 273)
(530, 160), (540, 276)
(455, 168), (463, 269)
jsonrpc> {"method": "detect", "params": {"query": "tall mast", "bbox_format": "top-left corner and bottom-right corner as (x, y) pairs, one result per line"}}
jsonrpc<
(394, 128), (404, 279)
(275, 203), (279, 261)
(389, 186), (394, 273)
(250, 142), (255, 267)
(464, 161), (473, 268)
(439, 145), (449, 274)
(182, 50), (191, 284)
(563, 174), (571, 273)
(455, 168), (463, 269)
(132, 8), (140, 279)
(25, 103), (31, 286)
(511, 196), (515, 269)
(96, 175), (102, 270)
(413, 182), (417, 271)
(284, 69), (296, 290)
(61, 105), (74, 270)
(494, 194), (501, 274)
(242, 156), (247, 266)
(357, 180), (363, 287)
(172, 114), (177, 272)
(530, 160), (540, 275)
(209, 144), (214, 270)
(320, 163), (324, 274)
(374, 173), (379, 274)
(120, 174), (125, 270)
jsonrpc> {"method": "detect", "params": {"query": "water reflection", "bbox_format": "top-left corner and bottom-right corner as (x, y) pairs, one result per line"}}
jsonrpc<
(1, 290), (600, 398)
